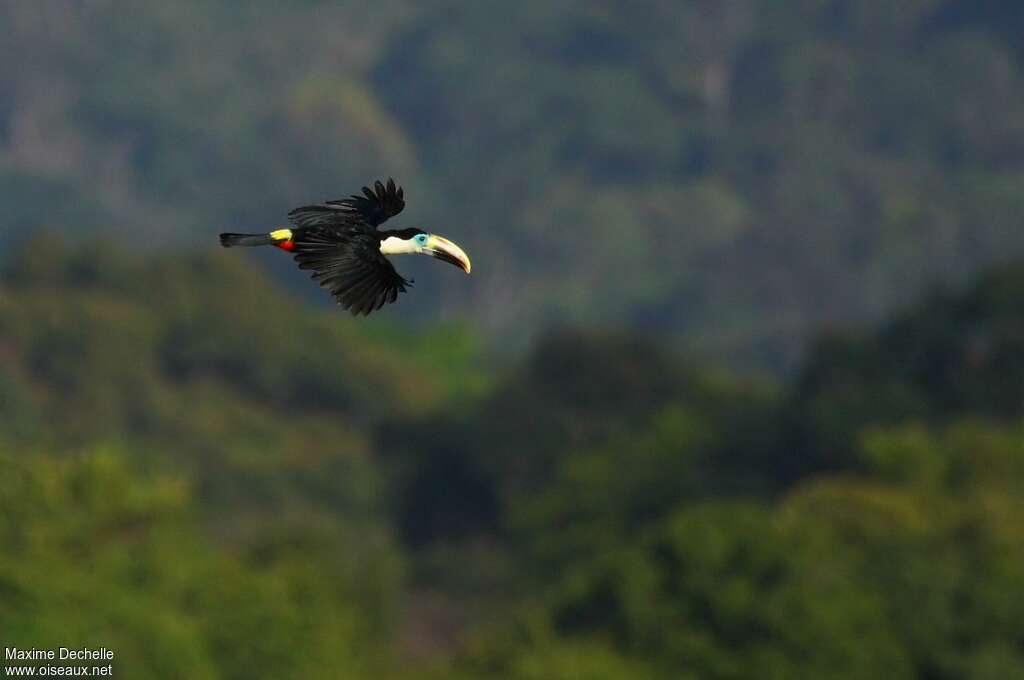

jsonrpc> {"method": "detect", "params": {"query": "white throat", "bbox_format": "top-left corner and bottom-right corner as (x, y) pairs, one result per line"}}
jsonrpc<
(379, 236), (420, 255)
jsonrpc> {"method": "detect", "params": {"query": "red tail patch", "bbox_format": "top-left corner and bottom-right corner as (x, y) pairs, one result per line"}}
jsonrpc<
(275, 240), (295, 251)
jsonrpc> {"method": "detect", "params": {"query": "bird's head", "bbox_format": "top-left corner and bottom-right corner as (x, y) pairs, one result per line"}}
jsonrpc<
(380, 228), (472, 274)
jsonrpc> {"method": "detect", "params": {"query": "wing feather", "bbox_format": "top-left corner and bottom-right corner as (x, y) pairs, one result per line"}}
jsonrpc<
(290, 228), (411, 315)
(287, 178), (405, 229)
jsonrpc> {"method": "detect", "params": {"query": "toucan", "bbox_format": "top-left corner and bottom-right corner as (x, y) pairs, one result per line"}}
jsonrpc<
(219, 178), (471, 315)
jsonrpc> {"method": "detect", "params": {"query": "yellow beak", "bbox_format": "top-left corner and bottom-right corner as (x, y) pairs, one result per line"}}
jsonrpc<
(425, 234), (472, 274)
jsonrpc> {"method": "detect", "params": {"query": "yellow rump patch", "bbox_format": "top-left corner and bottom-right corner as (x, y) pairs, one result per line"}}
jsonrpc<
(269, 228), (293, 241)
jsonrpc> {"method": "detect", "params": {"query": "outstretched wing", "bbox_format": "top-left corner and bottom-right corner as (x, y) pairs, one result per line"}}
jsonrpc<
(338, 178), (405, 227)
(288, 178), (405, 229)
(291, 228), (411, 315)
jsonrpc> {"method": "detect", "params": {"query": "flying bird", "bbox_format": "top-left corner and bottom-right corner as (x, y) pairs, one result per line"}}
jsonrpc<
(219, 179), (471, 315)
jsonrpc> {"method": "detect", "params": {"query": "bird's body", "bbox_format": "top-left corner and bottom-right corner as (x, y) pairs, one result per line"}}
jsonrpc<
(220, 179), (470, 315)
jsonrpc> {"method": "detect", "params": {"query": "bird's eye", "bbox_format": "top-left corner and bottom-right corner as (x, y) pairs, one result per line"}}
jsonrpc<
(415, 234), (428, 245)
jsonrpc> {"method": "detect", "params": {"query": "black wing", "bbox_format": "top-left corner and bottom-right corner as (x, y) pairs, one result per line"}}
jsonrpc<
(288, 178), (405, 229)
(291, 228), (411, 315)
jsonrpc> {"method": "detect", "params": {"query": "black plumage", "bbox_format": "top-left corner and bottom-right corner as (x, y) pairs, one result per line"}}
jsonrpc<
(221, 179), (412, 315)
(290, 222), (412, 316)
(288, 178), (405, 229)
(288, 179), (412, 315)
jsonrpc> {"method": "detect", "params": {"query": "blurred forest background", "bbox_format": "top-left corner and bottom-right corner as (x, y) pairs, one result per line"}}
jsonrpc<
(3, 1), (1024, 678)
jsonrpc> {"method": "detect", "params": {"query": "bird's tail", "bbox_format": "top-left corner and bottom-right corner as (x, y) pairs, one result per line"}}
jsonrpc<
(219, 232), (276, 248)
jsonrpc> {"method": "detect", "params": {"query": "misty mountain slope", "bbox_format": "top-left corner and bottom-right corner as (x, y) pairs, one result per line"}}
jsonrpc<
(3, 0), (1024, 368)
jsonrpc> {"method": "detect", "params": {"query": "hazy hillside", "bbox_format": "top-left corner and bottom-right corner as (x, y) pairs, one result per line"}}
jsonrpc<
(3, 1), (1024, 368)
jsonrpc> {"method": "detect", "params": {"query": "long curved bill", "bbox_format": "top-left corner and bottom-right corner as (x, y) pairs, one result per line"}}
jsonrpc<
(425, 234), (472, 274)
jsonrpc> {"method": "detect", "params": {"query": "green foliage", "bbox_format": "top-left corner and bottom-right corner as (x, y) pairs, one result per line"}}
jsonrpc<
(5, 241), (1024, 678)
(466, 416), (1024, 679)
(0, 450), (394, 679)
(789, 260), (1024, 476)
